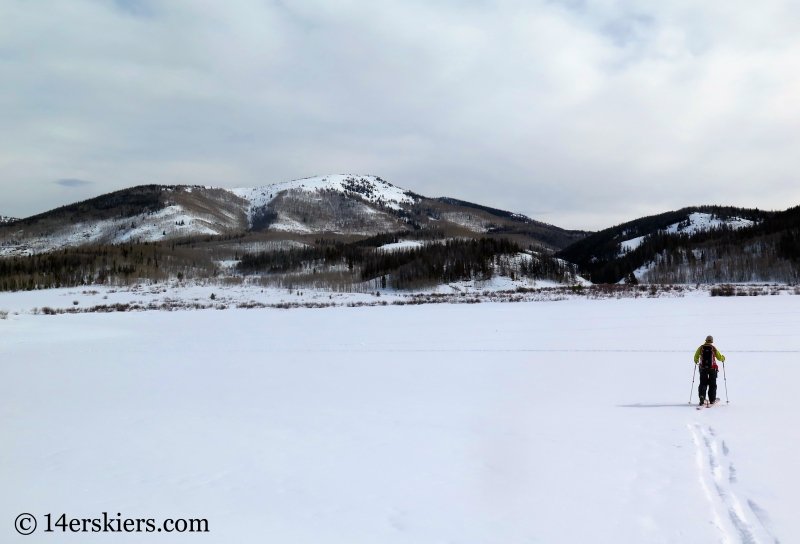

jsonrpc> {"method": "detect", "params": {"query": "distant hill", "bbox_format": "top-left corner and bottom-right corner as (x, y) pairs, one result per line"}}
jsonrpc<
(0, 215), (18, 226)
(0, 175), (587, 258)
(9, 176), (797, 288)
(557, 205), (800, 284)
(0, 176), (590, 292)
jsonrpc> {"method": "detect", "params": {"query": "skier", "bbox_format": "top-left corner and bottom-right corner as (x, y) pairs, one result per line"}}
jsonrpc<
(694, 335), (725, 407)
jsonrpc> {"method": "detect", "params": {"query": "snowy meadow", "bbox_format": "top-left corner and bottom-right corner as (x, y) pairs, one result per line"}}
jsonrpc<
(2, 291), (799, 543)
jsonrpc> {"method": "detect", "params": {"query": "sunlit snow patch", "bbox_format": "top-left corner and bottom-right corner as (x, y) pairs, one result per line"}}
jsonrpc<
(664, 212), (753, 235)
(378, 241), (423, 252)
(620, 236), (645, 252)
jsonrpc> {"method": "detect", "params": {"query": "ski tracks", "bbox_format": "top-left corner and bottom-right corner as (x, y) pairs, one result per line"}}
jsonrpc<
(688, 423), (779, 544)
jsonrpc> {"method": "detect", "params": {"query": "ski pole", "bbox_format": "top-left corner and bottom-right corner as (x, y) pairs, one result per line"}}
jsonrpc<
(722, 359), (729, 404)
(688, 363), (696, 404)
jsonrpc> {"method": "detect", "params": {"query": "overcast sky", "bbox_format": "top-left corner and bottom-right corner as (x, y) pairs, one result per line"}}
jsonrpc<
(2, 0), (800, 229)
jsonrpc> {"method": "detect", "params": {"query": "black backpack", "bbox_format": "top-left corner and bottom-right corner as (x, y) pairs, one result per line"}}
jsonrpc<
(701, 344), (714, 368)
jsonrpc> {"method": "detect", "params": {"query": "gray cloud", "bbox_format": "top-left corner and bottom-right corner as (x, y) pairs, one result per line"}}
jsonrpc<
(2, 1), (800, 228)
(55, 178), (94, 187)
(112, 0), (154, 18)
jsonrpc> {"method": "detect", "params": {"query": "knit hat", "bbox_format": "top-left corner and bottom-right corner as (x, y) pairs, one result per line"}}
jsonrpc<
(706, 335), (713, 343)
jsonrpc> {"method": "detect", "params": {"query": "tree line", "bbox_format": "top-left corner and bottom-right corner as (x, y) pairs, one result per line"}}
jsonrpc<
(0, 242), (217, 291)
(0, 232), (580, 292)
(238, 236), (577, 289)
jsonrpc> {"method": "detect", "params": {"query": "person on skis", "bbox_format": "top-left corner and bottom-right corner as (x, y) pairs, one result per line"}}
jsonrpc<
(694, 335), (725, 406)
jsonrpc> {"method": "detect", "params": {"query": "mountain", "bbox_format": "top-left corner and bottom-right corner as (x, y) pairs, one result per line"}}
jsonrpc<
(557, 205), (800, 284)
(0, 185), (247, 257)
(4, 178), (800, 287)
(0, 216), (18, 226)
(0, 175), (589, 292)
(226, 174), (587, 250)
(0, 175), (587, 258)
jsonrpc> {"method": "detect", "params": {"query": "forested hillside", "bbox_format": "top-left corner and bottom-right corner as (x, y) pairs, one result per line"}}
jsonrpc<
(0, 228), (579, 293)
(238, 234), (577, 290)
(557, 205), (800, 284)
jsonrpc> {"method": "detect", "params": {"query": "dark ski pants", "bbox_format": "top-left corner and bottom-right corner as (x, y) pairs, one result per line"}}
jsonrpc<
(698, 368), (718, 402)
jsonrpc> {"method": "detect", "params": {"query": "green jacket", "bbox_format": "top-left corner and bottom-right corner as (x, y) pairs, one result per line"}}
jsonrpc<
(694, 343), (725, 366)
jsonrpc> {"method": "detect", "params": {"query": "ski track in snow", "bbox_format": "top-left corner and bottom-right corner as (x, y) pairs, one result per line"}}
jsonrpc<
(4, 294), (800, 542)
(689, 423), (779, 544)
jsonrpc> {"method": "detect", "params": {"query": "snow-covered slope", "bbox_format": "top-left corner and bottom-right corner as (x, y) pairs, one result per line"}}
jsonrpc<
(620, 235), (645, 252)
(663, 212), (753, 235)
(616, 214), (757, 280)
(228, 175), (416, 235)
(378, 240), (424, 252)
(0, 216), (17, 225)
(0, 205), (221, 257)
(232, 175), (414, 213)
(0, 187), (247, 257)
(619, 213), (754, 253)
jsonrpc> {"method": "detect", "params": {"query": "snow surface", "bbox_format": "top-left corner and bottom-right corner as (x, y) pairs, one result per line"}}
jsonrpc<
(378, 240), (423, 252)
(0, 273), (571, 315)
(4, 293), (800, 543)
(631, 262), (654, 281)
(434, 274), (567, 292)
(0, 283), (387, 315)
(266, 214), (316, 234)
(232, 174), (414, 213)
(665, 212), (753, 235)
(620, 235), (645, 252)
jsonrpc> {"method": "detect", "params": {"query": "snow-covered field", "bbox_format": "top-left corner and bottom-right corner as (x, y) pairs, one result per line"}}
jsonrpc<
(2, 293), (800, 543)
(0, 273), (584, 316)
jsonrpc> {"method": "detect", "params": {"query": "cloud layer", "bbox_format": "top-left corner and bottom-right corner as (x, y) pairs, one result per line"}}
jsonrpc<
(54, 178), (94, 187)
(2, 0), (800, 228)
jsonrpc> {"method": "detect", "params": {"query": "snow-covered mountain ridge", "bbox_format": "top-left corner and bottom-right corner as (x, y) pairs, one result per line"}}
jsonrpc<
(0, 176), (585, 257)
(232, 175), (414, 212)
